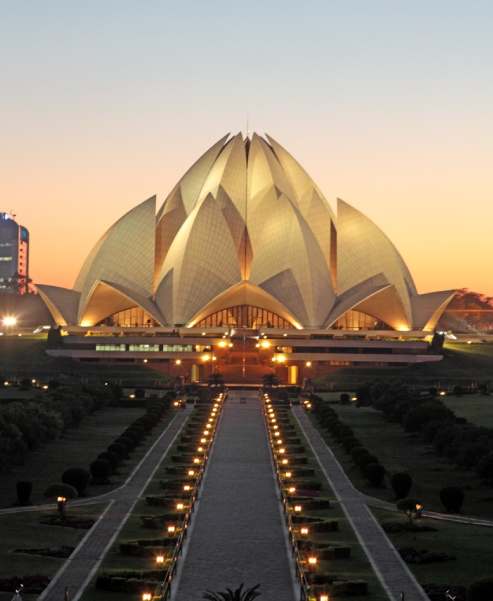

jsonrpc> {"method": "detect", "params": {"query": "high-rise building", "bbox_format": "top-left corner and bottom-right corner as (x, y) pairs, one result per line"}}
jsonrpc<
(0, 212), (30, 294)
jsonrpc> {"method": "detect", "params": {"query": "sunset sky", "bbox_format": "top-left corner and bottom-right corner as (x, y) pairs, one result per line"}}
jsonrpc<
(2, 2), (492, 296)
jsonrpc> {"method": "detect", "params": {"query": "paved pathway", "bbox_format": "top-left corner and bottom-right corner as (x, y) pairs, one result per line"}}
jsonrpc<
(37, 408), (191, 601)
(293, 406), (429, 601)
(172, 392), (297, 601)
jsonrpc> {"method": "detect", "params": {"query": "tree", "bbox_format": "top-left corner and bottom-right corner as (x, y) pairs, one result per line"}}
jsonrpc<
(203, 584), (261, 601)
(16, 481), (32, 505)
(62, 468), (90, 496)
(439, 486), (465, 513)
(396, 498), (423, 523)
(390, 472), (413, 499)
(90, 459), (112, 484)
(364, 463), (386, 487)
(469, 578), (493, 601)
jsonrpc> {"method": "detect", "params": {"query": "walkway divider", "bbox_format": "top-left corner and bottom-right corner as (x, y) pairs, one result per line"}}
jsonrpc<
(261, 390), (320, 601)
(150, 391), (227, 601)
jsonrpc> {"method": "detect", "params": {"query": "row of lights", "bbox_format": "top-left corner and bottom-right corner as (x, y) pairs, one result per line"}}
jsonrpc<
(143, 392), (226, 600)
(262, 392), (329, 601)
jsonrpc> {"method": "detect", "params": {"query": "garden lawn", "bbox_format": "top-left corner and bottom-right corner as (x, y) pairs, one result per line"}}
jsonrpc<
(373, 508), (493, 590)
(313, 342), (493, 388)
(0, 406), (145, 508)
(443, 394), (493, 428)
(0, 503), (107, 601)
(314, 404), (493, 519)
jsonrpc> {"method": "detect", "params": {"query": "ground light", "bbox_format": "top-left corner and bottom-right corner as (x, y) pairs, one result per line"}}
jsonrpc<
(142, 593), (152, 601)
(155, 555), (165, 565)
(167, 525), (176, 535)
(2, 315), (17, 327)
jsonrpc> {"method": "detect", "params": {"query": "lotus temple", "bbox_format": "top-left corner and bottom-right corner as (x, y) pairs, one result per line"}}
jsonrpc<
(36, 133), (455, 383)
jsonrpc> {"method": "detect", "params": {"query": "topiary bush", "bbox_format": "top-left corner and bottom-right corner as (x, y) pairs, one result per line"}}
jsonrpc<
(364, 463), (386, 487)
(16, 481), (32, 505)
(62, 468), (90, 496)
(469, 578), (493, 601)
(90, 459), (111, 484)
(439, 486), (464, 513)
(390, 472), (413, 500)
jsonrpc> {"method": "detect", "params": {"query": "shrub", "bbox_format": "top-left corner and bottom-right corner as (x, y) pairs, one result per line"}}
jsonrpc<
(390, 472), (413, 499)
(364, 463), (386, 486)
(469, 578), (493, 601)
(403, 401), (453, 432)
(108, 442), (128, 459)
(98, 451), (119, 471)
(339, 393), (350, 405)
(62, 468), (90, 496)
(16, 481), (32, 505)
(44, 482), (78, 499)
(90, 459), (111, 484)
(439, 486), (464, 513)
(477, 452), (493, 481)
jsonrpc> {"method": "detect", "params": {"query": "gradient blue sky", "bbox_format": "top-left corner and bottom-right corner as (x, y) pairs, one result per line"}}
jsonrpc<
(2, 1), (493, 295)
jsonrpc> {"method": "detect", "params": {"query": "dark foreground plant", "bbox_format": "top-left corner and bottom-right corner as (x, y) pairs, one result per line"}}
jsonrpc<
(202, 583), (261, 601)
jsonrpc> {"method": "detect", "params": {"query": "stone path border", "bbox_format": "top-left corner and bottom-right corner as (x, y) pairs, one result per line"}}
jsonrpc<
(293, 406), (429, 601)
(37, 408), (191, 601)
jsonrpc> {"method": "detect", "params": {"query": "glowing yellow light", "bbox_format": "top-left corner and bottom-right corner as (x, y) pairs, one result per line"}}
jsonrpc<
(288, 486), (296, 494)
(308, 556), (318, 566)
(294, 504), (302, 512)
(218, 340), (227, 348)
(278, 448), (286, 454)
(142, 593), (152, 601)
(42, 385), (49, 390)
(276, 354), (286, 363)
(276, 439), (283, 445)
(176, 503), (184, 511)
(183, 485), (191, 492)
(175, 359), (182, 365)
(260, 340), (271, 349)
(143, 359), (148, 364)
(300, 527), (309, 535)
(155, 554), (165, 564)
(197, 446), (204, 452)
(2, 315), (17, 327)
(281, 458), (289, 465)
(305, 361), (312, 367)
(193, 457), (200, 464)
(129, 393), (135, 399)
(167, 525), (176, 534)
(173, 401), (180, 407)
(201, 353), (210, 362)
(285, 471), (292, 478)
(439, 391), (446, 396)
(320, 595), (329, 601)
(187, 469), (195, 477)
(274, 431), (280, 437)
(57, 496), (67, 503)
(200, 438), (207, 444)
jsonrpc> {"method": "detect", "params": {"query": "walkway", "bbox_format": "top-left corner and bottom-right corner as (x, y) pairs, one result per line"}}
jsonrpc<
(172, 392), (297, 601)
(293, 406), (429, 601)
(37, 408), (191, 601)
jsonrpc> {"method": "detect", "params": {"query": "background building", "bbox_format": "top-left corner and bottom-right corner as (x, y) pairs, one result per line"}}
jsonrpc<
(0, 212), (30, 294)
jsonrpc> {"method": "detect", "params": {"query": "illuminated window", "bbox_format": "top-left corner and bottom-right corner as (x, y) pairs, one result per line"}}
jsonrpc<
(196, 305), (294, 329)
(128, 344), (160, 352)
(162, 344), (193, 352)
(333, 310), (389, 331)
(95, 344), (126, 352)
(105, 307), (158, 327)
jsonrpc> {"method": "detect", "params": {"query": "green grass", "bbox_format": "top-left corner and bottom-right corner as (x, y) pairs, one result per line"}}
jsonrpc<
(286, 409), (387, 601)
(0, 406), (147, 508)
(0, 503), (107, 601)
(314, 342), (493, 388)
(373, 508), (493, 589)
(311, 404), (493, 519)
(0, 338), (171, 385)
(443, 394), (493, 428)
